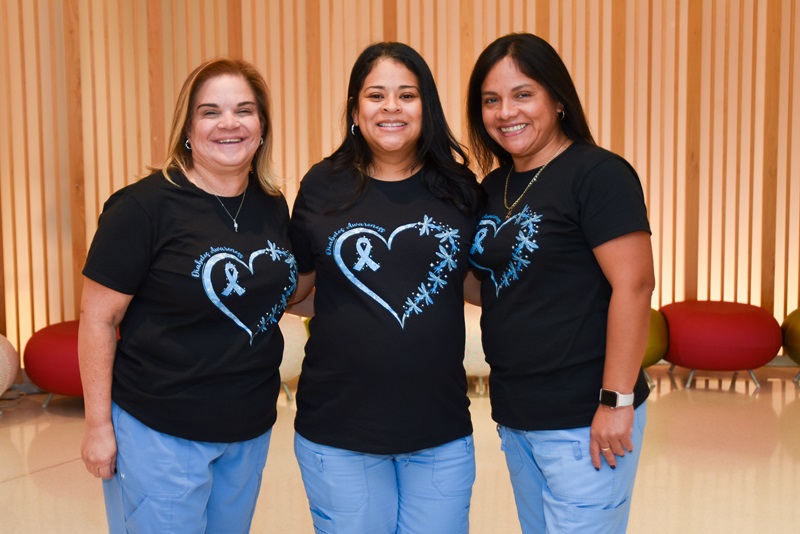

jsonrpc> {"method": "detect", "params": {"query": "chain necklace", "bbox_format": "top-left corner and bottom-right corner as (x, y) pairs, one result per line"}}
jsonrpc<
(503, 139), (568, 219)
(196, 173), (247, 232)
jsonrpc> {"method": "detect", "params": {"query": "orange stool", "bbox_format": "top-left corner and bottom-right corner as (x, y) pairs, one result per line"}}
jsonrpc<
(23, 320), (82, 408)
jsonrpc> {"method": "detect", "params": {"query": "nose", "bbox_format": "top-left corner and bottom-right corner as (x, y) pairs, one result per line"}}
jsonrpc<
(382, 96), (401, 112)
(498, 99), (516, 120)
(219, 111), (239, 128)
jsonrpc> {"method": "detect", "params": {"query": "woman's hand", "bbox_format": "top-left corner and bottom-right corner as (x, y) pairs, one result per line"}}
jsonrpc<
(81, 420), (118, 479)
(589, 405), (634, 470)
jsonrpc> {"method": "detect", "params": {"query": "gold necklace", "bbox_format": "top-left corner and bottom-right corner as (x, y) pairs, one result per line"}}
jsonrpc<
(503, 139), (568, 219)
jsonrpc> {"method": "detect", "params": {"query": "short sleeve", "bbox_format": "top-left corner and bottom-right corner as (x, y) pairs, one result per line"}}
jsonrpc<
(82, 189), (155, 295)
(288, 186), (316, 274)
(575, 156), (650, 249)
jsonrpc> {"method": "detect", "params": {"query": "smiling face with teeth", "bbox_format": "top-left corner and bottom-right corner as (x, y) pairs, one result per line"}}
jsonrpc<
(480, 56), (566, 172)
(352, 59), (423, 178)
(186, 74), (263, 190)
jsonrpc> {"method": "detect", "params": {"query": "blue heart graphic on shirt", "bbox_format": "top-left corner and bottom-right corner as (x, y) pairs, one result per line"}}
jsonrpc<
(332, 218), (460, 328)
(469, 206), (542, 296)
(201, 241), (297, 344)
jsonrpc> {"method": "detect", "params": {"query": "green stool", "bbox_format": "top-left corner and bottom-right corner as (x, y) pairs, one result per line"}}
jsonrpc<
(782, 309), (800, 386)
(643, 308), (669, 389)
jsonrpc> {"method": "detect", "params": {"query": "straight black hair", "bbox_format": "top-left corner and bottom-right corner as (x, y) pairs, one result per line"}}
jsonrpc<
(329, 41), (485, 215)
(467, 33), (595, 175)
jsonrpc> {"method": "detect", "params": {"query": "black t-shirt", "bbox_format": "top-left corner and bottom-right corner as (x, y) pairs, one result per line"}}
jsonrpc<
(289, 160), (476, 454)
(469, 143), (651, 430)
(83, 171), (297, 442)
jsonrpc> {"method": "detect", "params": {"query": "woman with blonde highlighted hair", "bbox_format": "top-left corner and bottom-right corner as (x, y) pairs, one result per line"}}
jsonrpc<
(79, 57), (297, 533)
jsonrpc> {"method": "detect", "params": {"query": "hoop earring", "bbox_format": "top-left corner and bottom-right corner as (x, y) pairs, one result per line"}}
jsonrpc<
(558, 109), (566, 121)
(350, 123), (357, 136)
(260, 137), (264, 146)
(185, 139), (192, 150)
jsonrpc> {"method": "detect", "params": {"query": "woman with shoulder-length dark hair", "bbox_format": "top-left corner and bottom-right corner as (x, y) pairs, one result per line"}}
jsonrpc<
(464, 33), (654, 534)
(288, 41), (485, 533)
(79, 57), (296, 533)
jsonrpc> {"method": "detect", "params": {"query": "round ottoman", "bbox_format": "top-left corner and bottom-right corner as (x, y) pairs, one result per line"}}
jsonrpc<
(23, 320), (83, 408)
(1, 334), (20, 397)
(660, 301), (782, 389)
(642, 308), (669, 388)
(781, 308), (800, 384)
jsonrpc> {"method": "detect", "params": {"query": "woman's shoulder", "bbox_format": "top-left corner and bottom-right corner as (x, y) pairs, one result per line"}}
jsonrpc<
(298, 159), (356, 195)
(567, 143), (636, 176)
(103, 171), (196, 217)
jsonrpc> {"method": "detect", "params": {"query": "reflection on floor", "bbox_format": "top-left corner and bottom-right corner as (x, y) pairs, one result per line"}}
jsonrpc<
(1, 364), (799, 533)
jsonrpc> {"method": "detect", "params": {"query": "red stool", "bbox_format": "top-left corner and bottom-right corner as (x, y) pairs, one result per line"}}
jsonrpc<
(23, 320), (82, 408)
(660, 301), (782, 389)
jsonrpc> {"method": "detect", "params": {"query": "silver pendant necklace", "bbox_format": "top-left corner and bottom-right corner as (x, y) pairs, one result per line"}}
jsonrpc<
(196, 172), (247, 232)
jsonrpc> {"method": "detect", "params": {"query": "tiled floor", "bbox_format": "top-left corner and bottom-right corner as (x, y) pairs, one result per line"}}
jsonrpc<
(1, 364), (799, 533)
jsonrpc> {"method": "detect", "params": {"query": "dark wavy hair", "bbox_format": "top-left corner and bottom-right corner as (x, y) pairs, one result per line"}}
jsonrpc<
(467, 33), (595, 175)
(329, 41), (484, 214)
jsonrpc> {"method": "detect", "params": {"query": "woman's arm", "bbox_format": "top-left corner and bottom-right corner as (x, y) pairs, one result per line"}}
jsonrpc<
(287, 271), (316, 317)
(589, 231), (655, 469)
(78, 277), (133, 479)
(463, 270), (482, 306)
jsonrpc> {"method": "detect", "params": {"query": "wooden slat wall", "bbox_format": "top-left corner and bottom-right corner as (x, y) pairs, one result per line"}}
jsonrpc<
(0, 0), (798, 352)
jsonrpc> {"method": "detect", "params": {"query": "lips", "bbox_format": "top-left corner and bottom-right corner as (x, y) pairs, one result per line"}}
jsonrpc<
(499, 124), (527, 134)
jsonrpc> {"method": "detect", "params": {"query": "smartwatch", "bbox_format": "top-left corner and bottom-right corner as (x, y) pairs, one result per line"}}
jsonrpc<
(599, 388), (634, 409)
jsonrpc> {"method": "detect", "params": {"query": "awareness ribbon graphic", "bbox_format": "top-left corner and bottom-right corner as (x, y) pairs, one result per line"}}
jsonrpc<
(353, 237), (381, 272)
(221, 262), (246, 296)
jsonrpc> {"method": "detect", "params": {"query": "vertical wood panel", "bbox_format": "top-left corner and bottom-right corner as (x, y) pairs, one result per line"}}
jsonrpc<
(147, 0), (165, 166)
(684, 0), (703, 301)
(609, 0), (626, 155)
(383, 0), (397, 40)
(228, 0), (242, 59)
(760, 0), (782, 314)
(459, 0), (474, 139)
(306, 0), (322, 171)
(64, 0), (85, 324)
(0, 0), (16, 341)
(787, 1), (800, 313)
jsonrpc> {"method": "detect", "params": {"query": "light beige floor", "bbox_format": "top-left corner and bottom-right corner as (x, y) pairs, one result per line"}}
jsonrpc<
(2, 364), (799, 533)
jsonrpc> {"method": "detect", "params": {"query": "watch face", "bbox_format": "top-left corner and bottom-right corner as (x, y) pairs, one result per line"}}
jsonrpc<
(599, 389), (618, 407)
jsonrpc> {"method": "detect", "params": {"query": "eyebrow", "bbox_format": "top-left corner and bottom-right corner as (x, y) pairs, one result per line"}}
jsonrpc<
(362, 85), (419, 91)
(482, 83), (533, 95)
(197, 101), (257, 109)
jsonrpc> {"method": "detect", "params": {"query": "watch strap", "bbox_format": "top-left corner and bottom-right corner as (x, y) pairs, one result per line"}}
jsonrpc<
(599, 388), (634, 408)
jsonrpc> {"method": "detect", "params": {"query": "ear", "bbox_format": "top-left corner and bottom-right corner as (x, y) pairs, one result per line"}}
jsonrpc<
(349, 98), (358, 127)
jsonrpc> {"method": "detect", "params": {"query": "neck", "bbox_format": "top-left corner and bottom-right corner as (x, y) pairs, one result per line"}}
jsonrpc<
(188, 167), (248, 197)
(368, 157), (421, 182)
(512, 136), (571, 172)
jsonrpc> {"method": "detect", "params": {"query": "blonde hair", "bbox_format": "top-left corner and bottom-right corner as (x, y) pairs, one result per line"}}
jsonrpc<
(151, 57), (280, 195)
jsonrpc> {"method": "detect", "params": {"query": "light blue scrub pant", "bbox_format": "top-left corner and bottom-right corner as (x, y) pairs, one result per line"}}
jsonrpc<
(499, 403), (647, 534)
(294, 433), (476, 534)
(103, 402), (271, 534)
